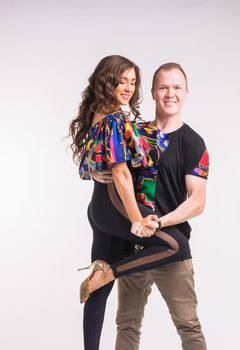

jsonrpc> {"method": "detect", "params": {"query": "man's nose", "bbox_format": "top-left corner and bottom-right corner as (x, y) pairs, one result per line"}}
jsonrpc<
(166, 87), (174, 97)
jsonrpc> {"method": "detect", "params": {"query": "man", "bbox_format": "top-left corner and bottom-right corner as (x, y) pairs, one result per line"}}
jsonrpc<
(92, 63), (209, 350)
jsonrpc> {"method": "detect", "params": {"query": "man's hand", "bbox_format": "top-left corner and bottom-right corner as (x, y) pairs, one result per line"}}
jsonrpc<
(141, 215), (159, 237)
(142, 215), (159, 229)
(89, 170), (114, 184)
(131, 215), (159, 238)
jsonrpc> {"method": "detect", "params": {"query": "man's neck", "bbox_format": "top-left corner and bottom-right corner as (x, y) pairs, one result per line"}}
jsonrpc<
(150, 113), (184, 133)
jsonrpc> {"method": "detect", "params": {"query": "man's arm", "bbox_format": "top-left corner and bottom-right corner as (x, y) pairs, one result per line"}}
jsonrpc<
(90, 171), (207, 227)
(160, 175), (207, 228)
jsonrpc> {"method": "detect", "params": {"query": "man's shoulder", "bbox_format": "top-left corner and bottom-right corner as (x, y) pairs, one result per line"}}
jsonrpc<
(181, 124), (205, 144)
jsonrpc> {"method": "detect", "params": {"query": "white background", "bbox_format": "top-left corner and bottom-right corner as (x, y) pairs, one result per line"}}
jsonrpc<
(1, 0), (240, 349)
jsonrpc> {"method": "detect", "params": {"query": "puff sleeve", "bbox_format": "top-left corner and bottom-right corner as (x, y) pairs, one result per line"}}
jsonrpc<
(79, 112), (152, 180)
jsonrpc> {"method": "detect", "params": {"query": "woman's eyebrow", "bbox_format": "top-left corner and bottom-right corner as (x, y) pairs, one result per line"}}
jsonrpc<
(120, 76), (136, 81)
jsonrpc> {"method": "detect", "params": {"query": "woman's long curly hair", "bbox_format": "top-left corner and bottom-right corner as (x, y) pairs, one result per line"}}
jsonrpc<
(69, 55), (142, 164)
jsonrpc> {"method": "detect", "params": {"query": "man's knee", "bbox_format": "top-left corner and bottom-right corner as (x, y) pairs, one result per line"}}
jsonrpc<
(115, 273), (152, 350)
(116, 273), (152, 327)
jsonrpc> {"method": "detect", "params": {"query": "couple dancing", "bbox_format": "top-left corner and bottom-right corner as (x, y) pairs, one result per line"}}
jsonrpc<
(69, 55), (209, 350)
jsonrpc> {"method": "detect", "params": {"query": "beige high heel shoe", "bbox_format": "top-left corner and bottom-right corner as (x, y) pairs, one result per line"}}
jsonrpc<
(78, 259), (111, 303)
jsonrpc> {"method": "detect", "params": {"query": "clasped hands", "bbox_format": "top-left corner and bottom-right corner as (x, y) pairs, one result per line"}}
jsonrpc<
(131, 215), (160, 238)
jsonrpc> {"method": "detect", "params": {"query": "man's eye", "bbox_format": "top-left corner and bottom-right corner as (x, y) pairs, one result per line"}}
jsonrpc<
(175, 87), (182, 90)
(159, 87), (166, 90)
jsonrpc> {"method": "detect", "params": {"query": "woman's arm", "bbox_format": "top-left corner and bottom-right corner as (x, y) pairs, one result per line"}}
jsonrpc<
(112, 162), (142, 223)
(112, 162), (158, 236)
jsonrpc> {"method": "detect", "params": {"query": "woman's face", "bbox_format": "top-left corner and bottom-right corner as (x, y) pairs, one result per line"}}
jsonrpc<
(114, 67), (136, 108)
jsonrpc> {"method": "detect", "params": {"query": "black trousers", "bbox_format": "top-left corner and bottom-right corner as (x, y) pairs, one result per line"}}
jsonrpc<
(83, 182), (191, 350)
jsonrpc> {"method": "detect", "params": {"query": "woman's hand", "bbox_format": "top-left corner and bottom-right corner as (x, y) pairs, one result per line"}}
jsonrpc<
(139, 226), (156, 237)
(131, 215), (159, 237)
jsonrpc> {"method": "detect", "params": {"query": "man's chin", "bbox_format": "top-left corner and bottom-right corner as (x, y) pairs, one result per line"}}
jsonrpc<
(162, 111), (179, 118)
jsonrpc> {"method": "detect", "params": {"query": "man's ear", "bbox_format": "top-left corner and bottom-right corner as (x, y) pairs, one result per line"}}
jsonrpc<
(151, 88), (155, 100)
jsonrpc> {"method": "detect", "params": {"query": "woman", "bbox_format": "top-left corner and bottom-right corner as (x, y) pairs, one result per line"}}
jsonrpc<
(69, 55), (190, 350)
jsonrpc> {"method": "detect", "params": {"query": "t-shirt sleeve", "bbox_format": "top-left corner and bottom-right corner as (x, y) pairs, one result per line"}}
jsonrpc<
(184, 137), (209, 179)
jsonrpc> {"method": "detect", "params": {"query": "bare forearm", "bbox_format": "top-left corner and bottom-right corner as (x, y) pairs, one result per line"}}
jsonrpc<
(160, 196), (205, 228)
(112, 166), (142, 223)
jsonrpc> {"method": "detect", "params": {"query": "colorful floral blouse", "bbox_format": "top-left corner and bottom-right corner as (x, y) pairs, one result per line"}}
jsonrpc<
(79, 112), (169, 210)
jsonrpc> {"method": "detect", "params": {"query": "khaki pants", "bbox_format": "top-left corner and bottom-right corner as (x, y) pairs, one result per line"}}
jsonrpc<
(115, 259), (207, 350)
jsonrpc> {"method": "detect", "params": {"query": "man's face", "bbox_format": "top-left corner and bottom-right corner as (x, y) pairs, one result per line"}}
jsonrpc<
(152, 68), (188, 118)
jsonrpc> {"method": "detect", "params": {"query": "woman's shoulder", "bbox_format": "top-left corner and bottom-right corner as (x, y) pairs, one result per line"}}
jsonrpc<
(87, 111), (137, 142)
(134, 119), (159, 136)
(79, 111), (151, 178)
(90, 111), (128, 129)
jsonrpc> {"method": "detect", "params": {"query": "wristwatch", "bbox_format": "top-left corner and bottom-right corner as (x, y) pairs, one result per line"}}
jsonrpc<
(158, 217), (162, 229)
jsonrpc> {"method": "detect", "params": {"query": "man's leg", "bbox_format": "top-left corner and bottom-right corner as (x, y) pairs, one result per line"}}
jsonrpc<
(151, 259), (207, 350)
(115, 271), (153, 350)
(115, 260), (207, 350)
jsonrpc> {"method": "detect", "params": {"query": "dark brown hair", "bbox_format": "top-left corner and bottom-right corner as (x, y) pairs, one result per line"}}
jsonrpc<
(152, 62), (188, 89)
(69, 55), (141, 164)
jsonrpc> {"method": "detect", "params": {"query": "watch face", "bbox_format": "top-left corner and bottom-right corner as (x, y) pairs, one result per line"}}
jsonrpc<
(158, 218), (161, 228)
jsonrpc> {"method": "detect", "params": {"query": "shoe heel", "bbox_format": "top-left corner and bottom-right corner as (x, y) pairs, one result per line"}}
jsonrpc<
(78, 263), (93, 272)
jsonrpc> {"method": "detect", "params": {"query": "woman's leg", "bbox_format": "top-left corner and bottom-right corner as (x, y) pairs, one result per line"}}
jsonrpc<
(90, 183), (191, 278)
(111, 225), (190, 278)
(83, 205), (127, 350)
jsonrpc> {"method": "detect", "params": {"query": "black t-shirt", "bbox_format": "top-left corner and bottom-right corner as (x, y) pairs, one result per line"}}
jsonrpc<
(154, 123), (209, 239)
